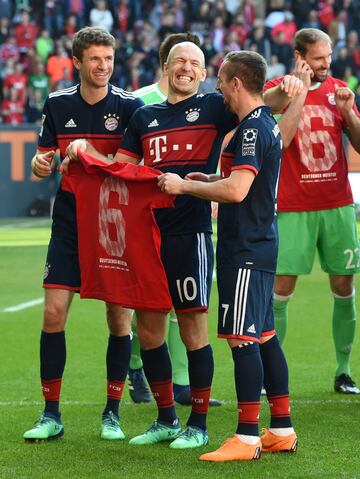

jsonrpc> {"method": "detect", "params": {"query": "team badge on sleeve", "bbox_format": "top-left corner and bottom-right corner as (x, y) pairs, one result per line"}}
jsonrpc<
(242, 128), (258, 156)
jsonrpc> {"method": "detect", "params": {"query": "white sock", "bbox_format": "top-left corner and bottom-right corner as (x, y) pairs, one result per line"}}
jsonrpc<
(236, 434), (260, 445)
(269, 427), (294, 436)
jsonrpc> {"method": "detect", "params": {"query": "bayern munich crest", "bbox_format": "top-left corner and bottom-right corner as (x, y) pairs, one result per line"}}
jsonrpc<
(185, 108), (200, 122)
(327, 92), (336, 105)
(104, 113), (119, 131)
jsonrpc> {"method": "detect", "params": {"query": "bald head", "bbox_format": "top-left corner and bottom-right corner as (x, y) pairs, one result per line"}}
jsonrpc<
(166, 41), (205, 69)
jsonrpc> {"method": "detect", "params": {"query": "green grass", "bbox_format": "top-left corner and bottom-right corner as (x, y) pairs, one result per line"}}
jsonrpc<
(0, 219), (360, 479)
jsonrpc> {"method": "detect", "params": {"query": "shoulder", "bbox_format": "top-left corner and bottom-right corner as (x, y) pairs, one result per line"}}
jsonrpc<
(110, 85), (142, 102)
(48, 85), (79, 105)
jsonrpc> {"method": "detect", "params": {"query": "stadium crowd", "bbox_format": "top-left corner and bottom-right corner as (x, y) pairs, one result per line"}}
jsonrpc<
(1, 0), (360, 125)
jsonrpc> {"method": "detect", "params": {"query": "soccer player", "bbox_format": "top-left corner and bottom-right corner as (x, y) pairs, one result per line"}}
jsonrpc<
(266, 28), (360, 394)
(23, 27), (143, 442)
(129, 31), (221, 408)
(158, 50), (298, 462)
(63, 42), (302, 449)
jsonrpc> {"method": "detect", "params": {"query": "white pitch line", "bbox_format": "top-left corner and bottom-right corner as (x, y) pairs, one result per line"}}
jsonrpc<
(4, 297), (44, 313)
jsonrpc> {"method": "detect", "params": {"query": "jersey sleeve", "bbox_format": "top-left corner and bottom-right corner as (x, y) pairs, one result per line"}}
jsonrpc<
(37, 97), (58, 150)
(117, 109), (144, 160)
(230, 119), (270, 175)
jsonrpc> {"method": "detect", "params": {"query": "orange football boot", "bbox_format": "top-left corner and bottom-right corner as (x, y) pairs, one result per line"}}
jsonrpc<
(199, 435), (261, 462)
(261, 428), (298, 453)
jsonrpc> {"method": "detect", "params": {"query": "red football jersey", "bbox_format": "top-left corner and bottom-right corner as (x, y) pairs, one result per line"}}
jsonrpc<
(265, 76), (357, 212)
(64, 152), (174, 312)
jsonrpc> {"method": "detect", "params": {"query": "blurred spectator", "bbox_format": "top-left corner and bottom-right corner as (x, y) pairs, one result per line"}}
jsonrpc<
(246, 22), (272, 63)
(271, 11), (297, 45)
(0, 16), (10, 43)
(0, 34), (20, 64)
(90, 0), (114, 32)
(271, 30), (293, 72)
(212, 17), (227, 52)
(0, 0), (11, 20)
(25, 87), (43, 123)
(344, 65), (359, 92)
(228, 14), (250, 48)
(266, 53), (286, 79)
(1, 86), (25, 125)
(242, 0), (256, 28)
(47, 43), (73, 87)
(213, 0), (232, 27)
(201, 32), (217, 64)
(68, 0), (86, 30)
(190, 1), (212, 42)
(198, 64), (217, 93)
(64, 14), (79, 37)
(36, 29), (54, 64)
(3, 63), (27, 106)
(14, 10), (38, 53)
(52, 66), (75, 91)
(29, 62), (50, 103)
(158, 10), (181, 40)
(331, 46), (350, 79)
(116, 0), (131, 33)
(172, 0), (187, 31)
(355, 83), (360, 110)
(290, 0), (314, 29)
(347, 30), (360, 77)
(318, 0), (335, 30)
(303, 9), (321, 29)
(328, 9), (348, 52)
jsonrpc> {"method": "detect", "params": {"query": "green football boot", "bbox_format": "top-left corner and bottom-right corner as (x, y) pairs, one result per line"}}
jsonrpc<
(169, 426), (208, 449)
(23, 413), (64, 442)
(129, 419), (181, 445)
(101, 411), (125, 440)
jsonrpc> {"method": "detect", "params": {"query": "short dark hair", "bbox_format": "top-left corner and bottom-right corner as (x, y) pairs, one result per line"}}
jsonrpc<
(295, 28), (331, 56)
(159, 32), (200, 68)
(72, 27), (116, 61)
(222, 51), (267, 94)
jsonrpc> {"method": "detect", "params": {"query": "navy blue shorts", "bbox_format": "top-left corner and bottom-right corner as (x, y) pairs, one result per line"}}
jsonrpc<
(217, 268), (275, 342)
(43, 235), (80, 291)
(161, 233), (214, 312)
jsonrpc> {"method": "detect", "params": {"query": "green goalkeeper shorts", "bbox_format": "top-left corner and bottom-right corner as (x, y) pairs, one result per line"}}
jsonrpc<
(276, 205), (360, 275)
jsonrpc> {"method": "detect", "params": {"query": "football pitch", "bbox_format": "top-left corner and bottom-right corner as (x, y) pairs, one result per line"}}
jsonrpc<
(0, 218), (359, 479)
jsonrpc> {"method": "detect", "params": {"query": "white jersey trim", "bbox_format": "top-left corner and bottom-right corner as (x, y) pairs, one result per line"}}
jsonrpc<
(49, 85), (78, 98)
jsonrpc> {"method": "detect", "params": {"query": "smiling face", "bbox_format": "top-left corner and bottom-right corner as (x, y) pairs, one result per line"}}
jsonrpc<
(298, 40), (332, 83)
(73, 44), (114, 89)
(164, 42), (206, 100)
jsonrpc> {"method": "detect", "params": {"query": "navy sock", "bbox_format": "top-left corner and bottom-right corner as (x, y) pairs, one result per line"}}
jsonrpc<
(40, 331), (66, 417)
(260, 335), (292, 428)
(141, 343), (177, 424)
(103, 334), (131, 416)
(186, 345), (214, 431)
(232, 342), (263, 436)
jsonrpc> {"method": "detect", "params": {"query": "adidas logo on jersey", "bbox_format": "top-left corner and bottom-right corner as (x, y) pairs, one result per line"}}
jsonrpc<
(65, 118), (77, 128)
(247, 324), (256, 334)
(148, 119), (159, 127)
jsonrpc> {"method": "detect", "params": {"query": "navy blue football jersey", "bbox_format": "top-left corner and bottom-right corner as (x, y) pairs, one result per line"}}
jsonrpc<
(119, 92), (237, 235)
(38, 84), (143, 239)
(217, 106), (282, 273)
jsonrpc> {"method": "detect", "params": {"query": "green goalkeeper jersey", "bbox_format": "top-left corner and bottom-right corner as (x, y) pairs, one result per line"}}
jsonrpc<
(134, 82), (167, 105)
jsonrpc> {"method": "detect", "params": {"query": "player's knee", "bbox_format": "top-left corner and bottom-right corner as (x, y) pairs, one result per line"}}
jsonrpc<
(43, 303), (67, 331)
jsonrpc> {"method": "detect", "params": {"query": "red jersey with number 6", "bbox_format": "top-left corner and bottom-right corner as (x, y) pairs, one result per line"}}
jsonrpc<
(64, 152), (174, 312)
(265, 76), (358, 212)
